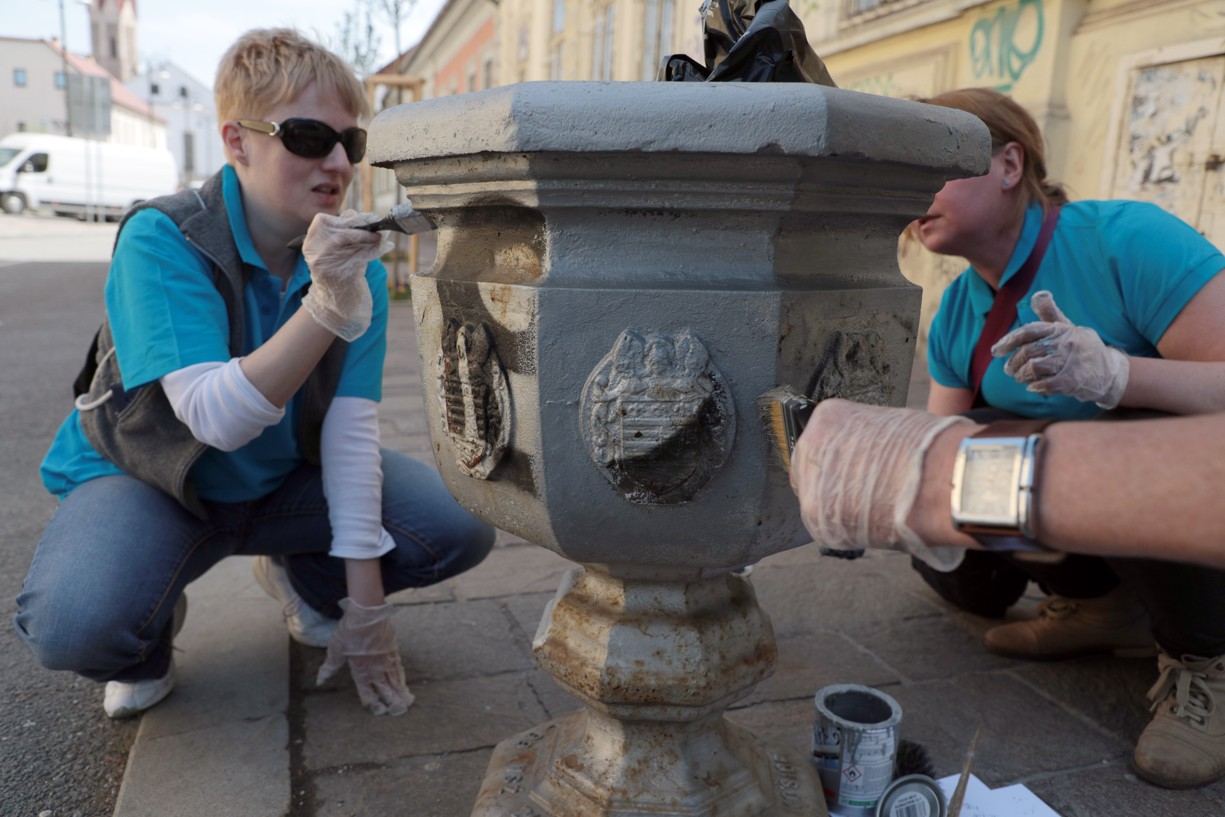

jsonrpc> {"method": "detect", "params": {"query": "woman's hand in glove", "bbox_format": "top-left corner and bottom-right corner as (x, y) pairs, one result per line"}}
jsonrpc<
(991, 291), (1130, 409)
(316, 598), (415, 716)
(300, 211), (392, 342)
(789, 398), (969, 569)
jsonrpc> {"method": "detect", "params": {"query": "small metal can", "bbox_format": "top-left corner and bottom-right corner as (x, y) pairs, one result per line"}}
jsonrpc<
(875, 774), (947, 817)
(812, 684), (903, 817)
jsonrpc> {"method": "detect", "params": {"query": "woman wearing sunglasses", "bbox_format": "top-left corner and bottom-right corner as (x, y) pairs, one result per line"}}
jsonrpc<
(15, 28), (495, 719)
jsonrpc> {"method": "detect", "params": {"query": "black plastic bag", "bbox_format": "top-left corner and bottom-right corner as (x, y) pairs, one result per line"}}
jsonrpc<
(661, 0), (836, 86)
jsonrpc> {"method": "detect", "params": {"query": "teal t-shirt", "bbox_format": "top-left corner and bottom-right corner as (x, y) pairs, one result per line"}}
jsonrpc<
(928, 199), (1223, 419)
(41, 165), (389, 501)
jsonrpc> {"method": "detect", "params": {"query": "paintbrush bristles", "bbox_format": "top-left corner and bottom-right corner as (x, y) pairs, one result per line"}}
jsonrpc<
(757, 387), (815, 474)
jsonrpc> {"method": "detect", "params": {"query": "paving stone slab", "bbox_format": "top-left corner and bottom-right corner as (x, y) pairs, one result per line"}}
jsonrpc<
(397, 598), (537, 681)
(503, 591), (553, 645)
(313, 749), (491, 817)
(749, 555), (944, 640)
(303, 672), (551, 769)
(1013, 655), (1158, 744)
(445, 543), (575, 601)
(841, 614), (1017, 682)
(1028, 761), (1225, 817)
(115, 714), (288, 817)
(882, 674), (1129, 783)
(114, 557), (289, 817)
(734, 630), (901, 708)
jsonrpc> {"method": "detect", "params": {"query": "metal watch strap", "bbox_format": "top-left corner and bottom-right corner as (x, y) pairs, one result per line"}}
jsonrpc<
(957, 418), (1055, 552)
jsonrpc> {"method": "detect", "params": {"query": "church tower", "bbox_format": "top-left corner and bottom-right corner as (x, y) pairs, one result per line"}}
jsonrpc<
(90, 0), (139, 81)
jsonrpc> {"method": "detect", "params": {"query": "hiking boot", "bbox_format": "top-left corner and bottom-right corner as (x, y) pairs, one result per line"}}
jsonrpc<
(982, 585), (1156, 659)
(103, 594), (187, 719)
(1134, 652), (1225, 788)
(252, 555), (338, 648)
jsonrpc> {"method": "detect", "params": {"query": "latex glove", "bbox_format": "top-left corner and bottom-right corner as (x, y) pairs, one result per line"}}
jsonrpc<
(789, 398), (970, 570)
(316, 598), (415, 716)
(991, 291), (1130, 409)
(300, 211), (392, 342)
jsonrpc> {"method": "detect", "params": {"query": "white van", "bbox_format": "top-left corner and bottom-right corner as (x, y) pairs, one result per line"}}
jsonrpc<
(0, 133), (179, 220)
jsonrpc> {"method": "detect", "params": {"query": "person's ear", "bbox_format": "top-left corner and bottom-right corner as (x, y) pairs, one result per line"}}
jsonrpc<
(221, 121), (250, 166)
(1000, 141), (1024, 191)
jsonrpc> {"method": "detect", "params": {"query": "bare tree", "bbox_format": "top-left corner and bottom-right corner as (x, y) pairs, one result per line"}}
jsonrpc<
(333, 0), (383, 78)
(373, 0), (420, 67)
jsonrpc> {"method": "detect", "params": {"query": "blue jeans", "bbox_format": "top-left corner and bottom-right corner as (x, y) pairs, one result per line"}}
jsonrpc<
(14, 450), (494, 683)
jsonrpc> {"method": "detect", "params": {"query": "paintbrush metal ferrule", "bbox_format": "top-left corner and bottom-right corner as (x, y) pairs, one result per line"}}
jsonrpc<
(286, 204), (435, 250)
(757, 387), (815, 473)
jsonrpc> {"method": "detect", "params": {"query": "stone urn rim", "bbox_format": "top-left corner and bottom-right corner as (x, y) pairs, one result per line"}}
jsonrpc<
(368, 80), (990, 179)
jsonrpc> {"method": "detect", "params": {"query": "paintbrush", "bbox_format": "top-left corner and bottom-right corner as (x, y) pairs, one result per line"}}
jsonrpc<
(756, 386), (816, 474)
(946, 726), (981, 817)
(286, 202), (436, 250)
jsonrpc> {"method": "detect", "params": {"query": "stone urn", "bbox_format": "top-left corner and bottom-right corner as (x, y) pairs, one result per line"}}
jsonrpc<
(369, 81), (987, 817)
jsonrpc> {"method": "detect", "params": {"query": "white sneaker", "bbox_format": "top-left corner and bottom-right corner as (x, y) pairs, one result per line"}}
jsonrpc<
(252, 556), (338, 648)
(104, 662), (176, 719)
(103, 594), (187, 719)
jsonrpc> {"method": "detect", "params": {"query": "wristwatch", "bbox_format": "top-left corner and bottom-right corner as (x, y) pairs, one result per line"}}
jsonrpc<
(951, 419), (1055, 553)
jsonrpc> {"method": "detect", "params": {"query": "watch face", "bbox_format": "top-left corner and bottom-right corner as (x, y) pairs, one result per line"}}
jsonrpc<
(958, 444), (1022, 524)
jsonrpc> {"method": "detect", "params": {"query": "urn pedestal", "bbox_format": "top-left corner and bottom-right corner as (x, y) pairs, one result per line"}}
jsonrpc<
(368, 81), (988, 817)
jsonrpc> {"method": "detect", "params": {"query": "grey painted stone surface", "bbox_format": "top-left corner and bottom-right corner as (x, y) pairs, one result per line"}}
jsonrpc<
(369, 82), (990, 177)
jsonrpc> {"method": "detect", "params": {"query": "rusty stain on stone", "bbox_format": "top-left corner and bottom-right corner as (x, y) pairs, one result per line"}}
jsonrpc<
(437, 319), (510, 479)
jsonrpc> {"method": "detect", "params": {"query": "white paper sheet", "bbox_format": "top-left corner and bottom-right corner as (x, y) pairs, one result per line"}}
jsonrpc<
(936, 773), (1062, 817)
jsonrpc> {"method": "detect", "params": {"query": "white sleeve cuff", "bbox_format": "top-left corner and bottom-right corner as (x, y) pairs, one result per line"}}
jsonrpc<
(321, 396), (395, 560)
(161, 359), (285, 450)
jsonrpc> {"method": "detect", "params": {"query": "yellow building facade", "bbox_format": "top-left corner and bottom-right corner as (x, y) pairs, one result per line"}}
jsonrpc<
(806, 0), (1225, 369)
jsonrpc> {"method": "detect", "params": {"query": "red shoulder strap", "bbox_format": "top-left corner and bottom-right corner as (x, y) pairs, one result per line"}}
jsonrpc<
(969, 206), (1061, 407)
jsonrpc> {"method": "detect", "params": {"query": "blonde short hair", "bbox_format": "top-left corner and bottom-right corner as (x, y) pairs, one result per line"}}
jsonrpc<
(214, 28), (369, 124)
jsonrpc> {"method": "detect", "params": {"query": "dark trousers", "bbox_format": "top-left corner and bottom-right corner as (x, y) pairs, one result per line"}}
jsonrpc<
(914, 407), (1225, 658)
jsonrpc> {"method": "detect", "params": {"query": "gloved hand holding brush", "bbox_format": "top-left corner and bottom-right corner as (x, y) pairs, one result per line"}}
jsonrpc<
(789, 399), (969, 570)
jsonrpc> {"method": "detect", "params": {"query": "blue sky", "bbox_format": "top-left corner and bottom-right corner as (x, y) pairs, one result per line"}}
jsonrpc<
(4, 0), (446, 87)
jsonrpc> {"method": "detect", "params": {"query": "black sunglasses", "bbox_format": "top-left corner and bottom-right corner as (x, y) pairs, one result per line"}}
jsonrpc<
(237, 118), (367, 164)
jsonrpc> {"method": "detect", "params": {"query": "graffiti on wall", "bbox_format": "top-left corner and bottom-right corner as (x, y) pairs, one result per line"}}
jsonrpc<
(845, 73), (898, 96)
(969, 0), (1044, 92)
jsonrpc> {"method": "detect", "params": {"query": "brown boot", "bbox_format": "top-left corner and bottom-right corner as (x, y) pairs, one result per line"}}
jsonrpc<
(1134, 652), (1225, 788)
(983, 585), (1156, 659)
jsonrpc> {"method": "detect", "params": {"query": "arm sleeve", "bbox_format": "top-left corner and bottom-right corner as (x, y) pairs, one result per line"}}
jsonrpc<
(160, 359), (285, 451)
(321, 396), (396, 560)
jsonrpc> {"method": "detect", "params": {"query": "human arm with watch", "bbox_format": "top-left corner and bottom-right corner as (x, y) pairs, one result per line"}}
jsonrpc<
(789, 399), (1225, 569)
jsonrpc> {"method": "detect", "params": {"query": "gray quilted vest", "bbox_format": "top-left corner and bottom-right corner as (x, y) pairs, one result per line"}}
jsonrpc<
(72, 170), (347, 518)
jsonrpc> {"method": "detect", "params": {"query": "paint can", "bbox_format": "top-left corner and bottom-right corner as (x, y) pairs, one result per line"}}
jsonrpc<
(812, 684), (903, 817)
(875, 774), (947, 817)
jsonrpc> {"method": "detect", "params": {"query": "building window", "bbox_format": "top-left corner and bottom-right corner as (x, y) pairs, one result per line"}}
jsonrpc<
(642, 0), (676, 80)
(14, 68), (27, 88)
(150, 82), (160, 96)
(483, 57), (496, 89)
(183, 132), (195, 173)
(549, 0), (567, 80)
(54, 71), (66, 90)
(593, 4), (616, 80)
(468, 62), (478, 92)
